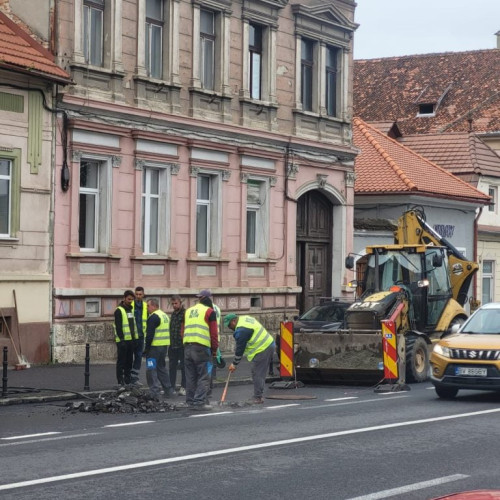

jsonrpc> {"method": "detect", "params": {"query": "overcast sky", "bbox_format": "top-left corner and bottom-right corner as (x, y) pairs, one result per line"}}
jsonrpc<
(353, 0), (500, 59)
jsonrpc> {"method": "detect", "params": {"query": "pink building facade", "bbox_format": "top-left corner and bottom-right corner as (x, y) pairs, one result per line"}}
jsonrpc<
(49, 0), (357, 362)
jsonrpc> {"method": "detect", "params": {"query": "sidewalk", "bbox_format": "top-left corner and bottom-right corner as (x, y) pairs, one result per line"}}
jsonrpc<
(0, 354), (280, 406)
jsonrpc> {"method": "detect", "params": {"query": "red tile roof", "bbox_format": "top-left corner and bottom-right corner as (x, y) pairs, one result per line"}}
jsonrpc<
(0, 11), (70, 83)
(353, 117), (490, 205)
(399, 133), (500, 180)
(354, 50), (500, 135)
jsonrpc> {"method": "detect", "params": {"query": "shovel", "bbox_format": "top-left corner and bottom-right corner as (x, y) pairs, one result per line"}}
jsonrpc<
(218, 371), (231, 406)
(0, 308), (29, 369)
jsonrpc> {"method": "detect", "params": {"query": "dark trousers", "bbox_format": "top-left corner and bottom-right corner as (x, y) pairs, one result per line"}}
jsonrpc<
(146, 346), (171, 397)
(251, 344), (275, 398)
(168, 346), (186, 389)
(131, 337), (144, 382)
(184, 343), (212, 406)
(116, 340), (134, 385)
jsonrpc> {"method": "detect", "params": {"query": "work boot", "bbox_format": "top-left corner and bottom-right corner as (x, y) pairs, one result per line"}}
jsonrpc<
(247, 397), (264, 405)
(175, 401), (193, 409)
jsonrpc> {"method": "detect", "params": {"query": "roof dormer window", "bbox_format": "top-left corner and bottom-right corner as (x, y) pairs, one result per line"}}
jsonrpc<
(418, 103), (435, 116)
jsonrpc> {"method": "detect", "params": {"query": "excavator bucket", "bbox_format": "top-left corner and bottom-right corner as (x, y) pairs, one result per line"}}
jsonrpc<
(294, 329), (384, 383)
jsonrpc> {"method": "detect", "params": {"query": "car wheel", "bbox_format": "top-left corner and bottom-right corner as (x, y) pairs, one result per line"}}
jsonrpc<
(434, 385), (459, 399)
(405, 335), (429, 383)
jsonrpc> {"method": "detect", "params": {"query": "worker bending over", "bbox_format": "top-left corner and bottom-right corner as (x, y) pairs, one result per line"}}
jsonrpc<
(225, 313), (274, 404)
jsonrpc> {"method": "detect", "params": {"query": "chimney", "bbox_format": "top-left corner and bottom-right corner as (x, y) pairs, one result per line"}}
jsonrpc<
(497, 31), (500, 49)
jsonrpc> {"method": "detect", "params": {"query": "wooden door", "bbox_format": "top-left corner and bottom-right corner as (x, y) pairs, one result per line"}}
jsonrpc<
(296, 191), (332, 313)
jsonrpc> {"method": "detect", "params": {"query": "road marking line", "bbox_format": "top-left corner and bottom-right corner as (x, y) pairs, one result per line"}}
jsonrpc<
(300, 395), (408, 410)
(0, 433), (101, 447)
(324, 397), (358, 402)
(104, 421), (155, 428)
(377, 392), (409, 395)
(189, 412), (233, 418)
(1, 432), (61, 440)
(1, 408), (498, 491)
(345, 473), (469, 500)
(265, 404), (300, 409)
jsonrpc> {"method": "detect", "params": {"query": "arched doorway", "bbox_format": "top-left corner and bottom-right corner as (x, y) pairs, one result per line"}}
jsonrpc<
(296, 190), (333, 313)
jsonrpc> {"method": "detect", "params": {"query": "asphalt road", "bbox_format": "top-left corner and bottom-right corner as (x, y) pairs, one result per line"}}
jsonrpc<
(1, 382), (500, 499)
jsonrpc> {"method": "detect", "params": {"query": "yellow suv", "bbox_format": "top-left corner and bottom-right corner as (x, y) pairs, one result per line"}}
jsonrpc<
(430, 302), (500, 399)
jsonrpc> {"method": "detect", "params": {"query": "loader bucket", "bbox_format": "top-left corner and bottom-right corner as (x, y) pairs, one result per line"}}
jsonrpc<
(294, 329), (384, 383)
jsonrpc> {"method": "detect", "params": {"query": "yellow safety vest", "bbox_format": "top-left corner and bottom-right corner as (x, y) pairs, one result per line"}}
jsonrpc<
(132, 301), (148, 336)
(151, 310), (170, 346)
(114, 306), (133, 342)
(236, 315), (274, 361)
(184, 303), (211, 347)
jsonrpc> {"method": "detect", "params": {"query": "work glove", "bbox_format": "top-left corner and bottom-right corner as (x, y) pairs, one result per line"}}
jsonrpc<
(142, 349), (149, 358)
(215, 348), (226, 369)
(228, 363), (237, 373)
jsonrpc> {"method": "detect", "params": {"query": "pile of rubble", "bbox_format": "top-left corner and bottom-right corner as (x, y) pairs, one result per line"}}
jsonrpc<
(65, 387), (258, 414)
(65, 387), (176, 414)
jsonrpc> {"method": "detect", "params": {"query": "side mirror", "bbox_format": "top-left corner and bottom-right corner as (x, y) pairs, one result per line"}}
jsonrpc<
(450, 323), (461, 334)
(345, 255), (355, 269)
(432, 253), (443, 268)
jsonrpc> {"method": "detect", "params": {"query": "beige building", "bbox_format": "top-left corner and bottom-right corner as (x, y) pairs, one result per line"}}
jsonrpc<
(0, 7), (70, 364)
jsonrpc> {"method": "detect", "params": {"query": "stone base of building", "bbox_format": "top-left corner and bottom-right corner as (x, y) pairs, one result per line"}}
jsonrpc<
(52, 310), (296, 363)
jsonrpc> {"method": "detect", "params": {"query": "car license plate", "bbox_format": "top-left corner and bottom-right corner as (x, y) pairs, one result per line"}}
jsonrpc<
(455, 366), (487, 377)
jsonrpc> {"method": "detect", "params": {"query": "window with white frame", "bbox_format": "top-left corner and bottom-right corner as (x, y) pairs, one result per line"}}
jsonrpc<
(79, 158), (111, 252)
(325, 45), (339, 117)
(482, 260), (494, 305)
(249, 24), (262, 100)
(145, 0), (164, 79)
(83, 0), (104, 66)
(488, 186), (497, 213)
(301, 39), (314, 112)
(196, 173), (221, 256)
(0, 158), (12, 237)
(246, 179), (269, 258)
(200, 9), (215, 91)
(142, 168), (160, 254)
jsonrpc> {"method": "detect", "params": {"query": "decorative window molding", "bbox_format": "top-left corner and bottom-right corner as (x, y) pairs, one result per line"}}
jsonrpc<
(134, 0), (182, 113)
(77, 155), (113, 253)
(71, 0), (124, 100)
(195, 170), (223, 257)
(137, 159), (174, 255)
(244, 176), (270, 259)
(292, 3), (356, 143)
(0, 149), (21, 238)
(189, 0), (232, 122)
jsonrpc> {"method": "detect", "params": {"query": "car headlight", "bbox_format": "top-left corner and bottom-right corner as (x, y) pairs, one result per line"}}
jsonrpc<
(433, 344), (451, 358)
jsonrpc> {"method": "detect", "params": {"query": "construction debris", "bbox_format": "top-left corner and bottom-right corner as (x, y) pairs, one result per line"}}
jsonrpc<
(65, 387), (176, 414)
(64, 387), (260, 414)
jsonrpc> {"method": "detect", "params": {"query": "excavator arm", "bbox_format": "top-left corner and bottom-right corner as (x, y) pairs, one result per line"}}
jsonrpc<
(394, 208), (478, 307)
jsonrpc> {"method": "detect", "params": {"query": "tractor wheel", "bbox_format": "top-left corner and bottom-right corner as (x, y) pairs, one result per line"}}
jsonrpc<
(405, 335), (429, 383)
(434, 385), (459, 399)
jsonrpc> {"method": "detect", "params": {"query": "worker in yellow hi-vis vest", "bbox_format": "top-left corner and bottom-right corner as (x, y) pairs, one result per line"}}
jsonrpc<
(225, 313), (274, 405)
(143, 298), (172, 400)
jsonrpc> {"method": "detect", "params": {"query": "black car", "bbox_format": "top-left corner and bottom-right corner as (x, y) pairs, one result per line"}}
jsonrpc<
(293, 299), (352, 332)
